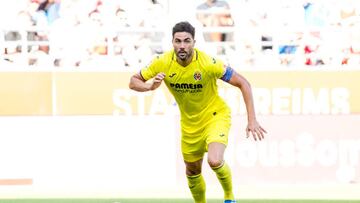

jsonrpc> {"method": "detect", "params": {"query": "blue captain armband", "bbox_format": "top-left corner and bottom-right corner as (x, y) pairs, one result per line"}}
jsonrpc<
(220, 66), (234, 82)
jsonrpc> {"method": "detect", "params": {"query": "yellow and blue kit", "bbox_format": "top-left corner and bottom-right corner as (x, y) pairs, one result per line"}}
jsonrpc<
(140, 48), (233, 162)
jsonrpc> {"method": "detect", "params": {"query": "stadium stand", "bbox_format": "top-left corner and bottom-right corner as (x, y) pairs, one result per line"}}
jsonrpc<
(1, 0), (360, 69)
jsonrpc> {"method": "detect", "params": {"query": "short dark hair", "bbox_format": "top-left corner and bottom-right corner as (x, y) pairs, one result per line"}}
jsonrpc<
(172, 21), (195, 39)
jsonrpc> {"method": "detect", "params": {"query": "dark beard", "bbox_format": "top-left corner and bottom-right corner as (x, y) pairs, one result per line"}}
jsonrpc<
(177, 50), (192, 61)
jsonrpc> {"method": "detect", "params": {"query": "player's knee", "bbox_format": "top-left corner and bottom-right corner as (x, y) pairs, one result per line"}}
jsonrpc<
(207, 158), (223, 168)
(185, 159), (203, 176)
(186, 167), (202, 176)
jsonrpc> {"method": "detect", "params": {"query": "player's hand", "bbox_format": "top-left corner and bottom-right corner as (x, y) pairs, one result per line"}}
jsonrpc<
(246, 120), (266, 141)
(149, 72), (166, 90)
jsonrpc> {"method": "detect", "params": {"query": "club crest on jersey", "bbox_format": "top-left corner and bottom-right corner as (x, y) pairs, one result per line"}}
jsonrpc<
(194, 71), (202, 81)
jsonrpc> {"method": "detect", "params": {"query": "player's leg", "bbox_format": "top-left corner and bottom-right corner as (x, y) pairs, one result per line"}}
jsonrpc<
(182, 134), (207, 203)
(207, 142), (234, 201)
(205, 110), (235, 202)
(185, 158), (206, 203)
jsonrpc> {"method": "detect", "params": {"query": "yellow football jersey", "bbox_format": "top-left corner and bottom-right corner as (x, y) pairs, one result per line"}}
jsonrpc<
(140, 48), (230, 134)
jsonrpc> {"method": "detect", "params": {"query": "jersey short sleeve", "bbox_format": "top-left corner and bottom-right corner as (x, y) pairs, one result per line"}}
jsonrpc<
(140, 55), (164, 81)
(210, 56), (226, 79)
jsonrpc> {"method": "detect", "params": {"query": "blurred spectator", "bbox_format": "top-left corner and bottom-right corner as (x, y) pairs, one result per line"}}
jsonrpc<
(141, 0), (167, 54)
(87, 2), (108, 56)
(303, 1), (330, 27)
(36, 0), (61, 25)
(342, 21), (360, 65)
(142, 0), (167, 28)
(302, 32), (325, 66)
(3, 10), (39, 66)
(196, 0), (234, 54)
(277, 31), (306, 66)
(114, 7), (130, 27)
(30, 0), (61, 54)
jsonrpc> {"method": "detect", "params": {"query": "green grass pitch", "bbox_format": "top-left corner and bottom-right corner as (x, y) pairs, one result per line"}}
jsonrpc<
(0, 199), (359, 203)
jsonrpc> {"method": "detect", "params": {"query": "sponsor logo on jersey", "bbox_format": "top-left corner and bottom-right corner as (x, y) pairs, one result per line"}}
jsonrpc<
(170, 83), (203, 89)
(169, 82), (203, 93)
(169, 73), (177, 78)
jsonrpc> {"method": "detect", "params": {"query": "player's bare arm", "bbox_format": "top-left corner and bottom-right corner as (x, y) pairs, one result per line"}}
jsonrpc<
(129, 72), (166, 92)
(224, 67), (267, 141)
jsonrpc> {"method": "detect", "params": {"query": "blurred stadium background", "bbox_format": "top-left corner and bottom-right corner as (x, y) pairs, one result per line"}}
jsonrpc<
(0, 0), (360, 202)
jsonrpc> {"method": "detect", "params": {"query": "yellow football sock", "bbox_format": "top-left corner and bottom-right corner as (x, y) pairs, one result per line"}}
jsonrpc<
(212, 162), (234, 200)
(187, 174), (206, 203)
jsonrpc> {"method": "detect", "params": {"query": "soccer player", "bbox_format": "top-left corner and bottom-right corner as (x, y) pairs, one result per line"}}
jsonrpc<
(129, 21), (266, 203)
